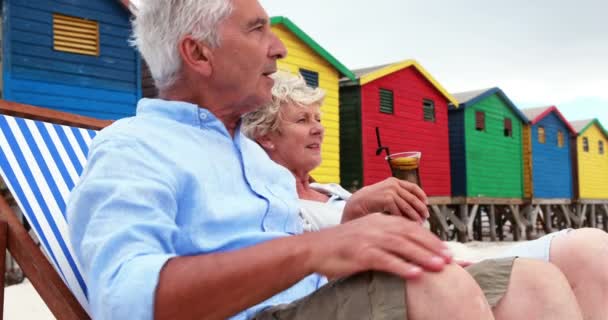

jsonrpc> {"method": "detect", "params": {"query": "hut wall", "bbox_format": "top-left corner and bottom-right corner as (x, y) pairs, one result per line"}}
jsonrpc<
(531, 113), (573, 198)
(271, 24), (341, 184)
(465, 94), (523, 198)
(577, 124), (608, 199)
(3, 0), (139, 120)
(448, 109), (467, 196)
(338, 85), (362, 191)
(360, 67), (452, 196)
(522, 124), (533, 198)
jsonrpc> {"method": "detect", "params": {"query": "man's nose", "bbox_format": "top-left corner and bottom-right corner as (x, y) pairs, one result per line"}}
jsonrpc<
(269, 32), (287, 59)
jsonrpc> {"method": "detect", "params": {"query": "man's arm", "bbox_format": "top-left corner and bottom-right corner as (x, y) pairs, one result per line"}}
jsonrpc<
(70, 140), (450, 320)
(154, 213), (452, 320)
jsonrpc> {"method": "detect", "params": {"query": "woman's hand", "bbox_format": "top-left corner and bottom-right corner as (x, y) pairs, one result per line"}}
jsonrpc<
(342, 177), (429, 223)
(305, 213), (452, 279)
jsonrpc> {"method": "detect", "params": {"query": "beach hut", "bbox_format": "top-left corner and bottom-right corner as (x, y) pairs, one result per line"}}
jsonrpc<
(270, 16), (356, 184)
(521, 106), (577, 201)
(338, 59), (458, 197)
(449, 88), (527, 199)
(1, 0), (140, 120)
(570, 119), (608, 200)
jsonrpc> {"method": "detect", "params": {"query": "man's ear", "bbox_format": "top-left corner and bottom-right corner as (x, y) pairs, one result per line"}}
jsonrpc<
(178, 35), (213, 77)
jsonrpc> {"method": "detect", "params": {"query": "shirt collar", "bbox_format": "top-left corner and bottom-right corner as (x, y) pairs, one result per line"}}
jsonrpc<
(136, 97), (225, 129)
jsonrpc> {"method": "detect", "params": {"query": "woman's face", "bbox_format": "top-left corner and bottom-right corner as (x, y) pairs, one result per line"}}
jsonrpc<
(264, 102), (325, 174)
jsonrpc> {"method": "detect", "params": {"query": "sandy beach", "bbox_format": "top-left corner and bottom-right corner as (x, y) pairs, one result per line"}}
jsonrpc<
(3, 240), (518, 319)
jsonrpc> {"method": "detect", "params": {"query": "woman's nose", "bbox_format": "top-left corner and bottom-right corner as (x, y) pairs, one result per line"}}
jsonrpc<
(311, 122), (324, 135)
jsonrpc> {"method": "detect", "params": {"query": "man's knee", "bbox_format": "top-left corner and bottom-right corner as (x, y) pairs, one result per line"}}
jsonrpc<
(493, 258), (582, 319)
(510, 258), (572, 301)
(407, 264), (492, 319)
(552, 228), (608, 285)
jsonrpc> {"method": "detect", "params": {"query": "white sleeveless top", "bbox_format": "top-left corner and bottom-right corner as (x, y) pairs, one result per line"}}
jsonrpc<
(298, 183), (350, 232)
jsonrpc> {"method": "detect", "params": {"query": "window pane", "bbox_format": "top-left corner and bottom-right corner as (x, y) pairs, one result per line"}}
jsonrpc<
(475, 111), (485, 131)
(379, 89), (394, 114)
(557, 131), (564, 148)
(299, 68), (319, 88)
(423, 99), (435, 122)
(538, 126), (546, 144)
(53, 14), (100, 56)
(583, 137), (589, 152)
(503, 118), (512, 137)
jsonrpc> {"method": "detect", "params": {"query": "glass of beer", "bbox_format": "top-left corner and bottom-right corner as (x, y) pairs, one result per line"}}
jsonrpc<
(386, 151), (422, 186)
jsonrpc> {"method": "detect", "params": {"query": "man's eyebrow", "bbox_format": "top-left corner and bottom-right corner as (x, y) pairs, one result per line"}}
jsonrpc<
(246, 17), (268, 29)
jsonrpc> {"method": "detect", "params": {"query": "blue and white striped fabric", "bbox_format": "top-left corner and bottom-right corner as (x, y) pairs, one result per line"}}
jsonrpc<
(0, 114), (96, 314)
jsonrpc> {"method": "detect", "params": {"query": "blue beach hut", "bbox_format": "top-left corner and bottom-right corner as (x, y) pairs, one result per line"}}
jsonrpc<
(521, 106), (577, 200)
(1, 0), (139, 120)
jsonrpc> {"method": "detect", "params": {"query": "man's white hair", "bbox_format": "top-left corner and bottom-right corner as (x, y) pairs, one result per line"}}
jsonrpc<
(131, 0), (233, 90)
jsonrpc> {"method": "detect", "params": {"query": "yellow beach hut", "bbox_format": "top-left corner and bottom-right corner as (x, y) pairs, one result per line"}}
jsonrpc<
(271, 16), (356, 184)
(570, 119), (608, 199)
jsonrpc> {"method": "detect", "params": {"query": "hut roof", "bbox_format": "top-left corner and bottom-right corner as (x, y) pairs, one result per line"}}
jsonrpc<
(344, 59), (458, 106)
(570, 119), (608, 138)
(522, 106), (577, 135)
(449, 87), (528, 123)
(270, 16), (356, 81)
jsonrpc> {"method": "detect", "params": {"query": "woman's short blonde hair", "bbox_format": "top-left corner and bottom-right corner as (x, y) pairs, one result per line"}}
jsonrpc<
(242, 70), (325, 139)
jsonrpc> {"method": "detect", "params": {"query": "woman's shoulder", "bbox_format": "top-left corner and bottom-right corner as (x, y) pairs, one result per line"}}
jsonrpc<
(309, 183), (352, 200)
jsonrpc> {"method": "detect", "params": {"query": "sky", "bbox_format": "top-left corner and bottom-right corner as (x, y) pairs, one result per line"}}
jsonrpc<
(257, 0), (607, 127)
(129, 0), (607, 127)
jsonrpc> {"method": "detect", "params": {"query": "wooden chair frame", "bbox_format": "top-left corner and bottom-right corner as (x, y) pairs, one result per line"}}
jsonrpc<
(0, 100), (111, 319)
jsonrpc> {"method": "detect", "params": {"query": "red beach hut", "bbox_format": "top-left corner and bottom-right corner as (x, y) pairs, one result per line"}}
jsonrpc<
(339, 60), (458, 197)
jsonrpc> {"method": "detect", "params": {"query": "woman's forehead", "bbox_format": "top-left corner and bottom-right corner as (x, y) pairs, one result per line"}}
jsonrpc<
(282, 101), (321, 113)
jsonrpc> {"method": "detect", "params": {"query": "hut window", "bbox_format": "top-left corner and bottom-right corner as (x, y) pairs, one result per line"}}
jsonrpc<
(423, 99), (435, 122)
(379, 89), (394, 114)
(538, 126), (546, 144)
(53, 14), (100, 56)
(600, 141), (605, 155)
(299, 69), (319, 88)
(583, 137), (589, 152)
(475, 111), (485, 131)
(557, 130), (564, 148)
(503, 118), (512, 137)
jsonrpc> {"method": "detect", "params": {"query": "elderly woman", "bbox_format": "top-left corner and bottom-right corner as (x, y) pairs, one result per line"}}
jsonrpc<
(243, 70), (608, 319)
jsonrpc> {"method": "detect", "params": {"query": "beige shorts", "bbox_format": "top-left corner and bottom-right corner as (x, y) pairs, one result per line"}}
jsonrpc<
(253, 257), (516, 320)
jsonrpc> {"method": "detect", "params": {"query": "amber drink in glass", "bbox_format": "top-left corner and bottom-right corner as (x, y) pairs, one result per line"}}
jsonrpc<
(387, 151), (422, 187)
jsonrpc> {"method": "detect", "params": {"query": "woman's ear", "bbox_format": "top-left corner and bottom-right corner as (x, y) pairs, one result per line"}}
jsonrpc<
(256, 135), (275, 151)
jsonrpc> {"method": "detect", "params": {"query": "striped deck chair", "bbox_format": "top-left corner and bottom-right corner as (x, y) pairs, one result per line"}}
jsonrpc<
(0, 101), (111, 319)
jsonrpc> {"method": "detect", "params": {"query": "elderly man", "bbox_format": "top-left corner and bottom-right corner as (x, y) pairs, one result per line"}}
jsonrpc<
(67, 1), (582, 320)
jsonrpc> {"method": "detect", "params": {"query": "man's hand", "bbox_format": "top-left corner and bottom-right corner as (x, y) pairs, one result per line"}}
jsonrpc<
(342, 177), (429, 223)
(303, 213), (452, 280)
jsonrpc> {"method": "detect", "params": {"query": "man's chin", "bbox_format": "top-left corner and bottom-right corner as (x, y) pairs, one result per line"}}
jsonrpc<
(240, 94), (272, 114)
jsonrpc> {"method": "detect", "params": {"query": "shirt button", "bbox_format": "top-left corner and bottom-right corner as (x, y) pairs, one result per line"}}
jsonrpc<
(199, 113), (207, 120)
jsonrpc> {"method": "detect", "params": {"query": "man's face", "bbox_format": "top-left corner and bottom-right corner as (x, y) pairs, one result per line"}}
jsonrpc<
(210, 0), (287, 113)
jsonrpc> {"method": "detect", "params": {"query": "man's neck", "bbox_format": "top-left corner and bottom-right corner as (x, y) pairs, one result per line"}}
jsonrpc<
(159, 84), (241, 136)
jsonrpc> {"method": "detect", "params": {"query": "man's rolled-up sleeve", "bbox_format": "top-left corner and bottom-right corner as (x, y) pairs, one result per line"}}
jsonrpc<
(67, 138), (181, 320)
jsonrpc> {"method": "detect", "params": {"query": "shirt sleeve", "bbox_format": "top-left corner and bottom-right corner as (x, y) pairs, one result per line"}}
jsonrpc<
(67, 138), (180, 320)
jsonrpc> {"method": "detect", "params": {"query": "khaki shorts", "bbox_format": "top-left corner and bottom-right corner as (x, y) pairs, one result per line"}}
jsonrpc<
(253, 257), (515, 320)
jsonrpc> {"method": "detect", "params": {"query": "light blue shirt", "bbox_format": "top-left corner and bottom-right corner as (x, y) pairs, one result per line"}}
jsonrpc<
(67, 98), (326, 320)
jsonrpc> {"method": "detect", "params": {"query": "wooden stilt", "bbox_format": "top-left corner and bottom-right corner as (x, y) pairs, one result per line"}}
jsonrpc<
(488, 205), (497, 241)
